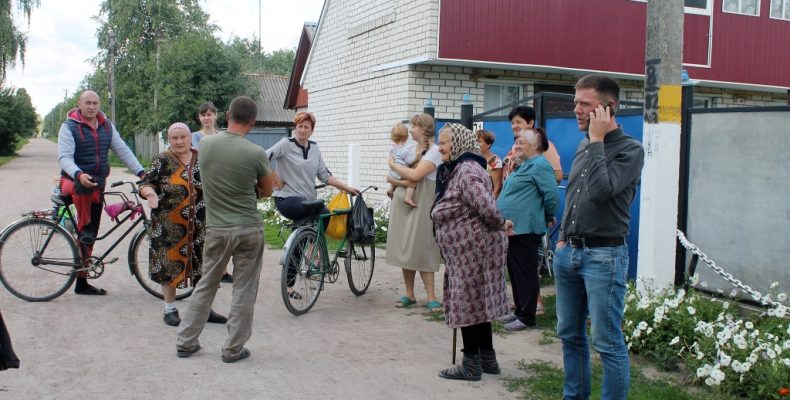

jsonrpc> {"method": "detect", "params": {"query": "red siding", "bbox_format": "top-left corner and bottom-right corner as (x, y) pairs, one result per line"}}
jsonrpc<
(438, 0), (790, 88)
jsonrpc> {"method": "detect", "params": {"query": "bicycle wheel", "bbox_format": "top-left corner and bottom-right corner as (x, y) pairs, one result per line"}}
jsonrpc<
(128, 228), (194, 301)
(281, 228), (325, 316)
(345, 241), (375, 296)
(0, 218), (78, 301)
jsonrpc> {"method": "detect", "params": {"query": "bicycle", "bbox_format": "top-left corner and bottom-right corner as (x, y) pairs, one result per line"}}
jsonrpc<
(279, 185), (378, 315)
(0, 180), (193, 302)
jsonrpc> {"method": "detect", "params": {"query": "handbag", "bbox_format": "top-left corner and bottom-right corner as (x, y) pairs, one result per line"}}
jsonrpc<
(326, 191), (351, 240)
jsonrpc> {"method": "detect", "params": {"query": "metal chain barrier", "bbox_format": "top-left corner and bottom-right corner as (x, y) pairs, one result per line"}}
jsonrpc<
(677, 229), (783, 309)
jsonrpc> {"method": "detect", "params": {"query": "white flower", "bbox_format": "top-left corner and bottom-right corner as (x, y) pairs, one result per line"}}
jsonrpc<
(646, 327), (653, 335)
(687, 306), (696, 315)
(771, 281), (779, 289)
(638, 321), (648, 330)
(696, 364), (712, 377)
(689, 274), (700, 285)
(752, 292), (762, 301)
(775, 306), (788, 318)
(784, 340), (790, 351)
(778, 293), (788, 302)
(696, 351), (705, 360)
(783, 358), (790, 368)
(744, 321), (754, 330)
(722, 302), (730, 310)
(767, 349), (777, 359)
(670, 336), (680, 345)
(729, 289), (738, 298)
(719, 352), (731, 367)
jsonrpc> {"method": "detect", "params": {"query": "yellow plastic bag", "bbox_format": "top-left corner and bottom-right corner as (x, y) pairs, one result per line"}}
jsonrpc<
(326, 191), (350, 240)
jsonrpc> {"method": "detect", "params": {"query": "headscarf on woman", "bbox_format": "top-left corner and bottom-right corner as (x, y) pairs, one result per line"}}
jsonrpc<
(435, 123), (486, 201)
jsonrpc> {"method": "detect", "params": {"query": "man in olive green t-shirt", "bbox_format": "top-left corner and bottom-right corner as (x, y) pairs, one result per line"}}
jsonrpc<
(176, 96), (274, 363)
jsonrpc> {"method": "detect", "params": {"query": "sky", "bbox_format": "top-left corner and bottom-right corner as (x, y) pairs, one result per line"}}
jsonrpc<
(4, 0), (325, 115)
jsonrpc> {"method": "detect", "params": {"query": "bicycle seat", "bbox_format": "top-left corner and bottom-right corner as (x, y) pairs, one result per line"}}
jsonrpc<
(51, 194), (73, 206)
(301, 199), (325, 215)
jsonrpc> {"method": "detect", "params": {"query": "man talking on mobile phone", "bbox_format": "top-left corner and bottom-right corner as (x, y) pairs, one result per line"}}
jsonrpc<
(553, 74), (644, 400)
(58, 90), (145, 295)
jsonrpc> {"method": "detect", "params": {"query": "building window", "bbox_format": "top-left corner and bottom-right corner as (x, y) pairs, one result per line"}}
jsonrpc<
(770, 0), (790, 20)
(685, 0), (713, 15)
(629, 0), (713, 15)
(484, 83), (523, 116)
(723, 0), (760, 15)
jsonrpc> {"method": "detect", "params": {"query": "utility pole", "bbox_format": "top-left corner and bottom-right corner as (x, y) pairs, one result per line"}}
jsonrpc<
(637, 0), (684, 290)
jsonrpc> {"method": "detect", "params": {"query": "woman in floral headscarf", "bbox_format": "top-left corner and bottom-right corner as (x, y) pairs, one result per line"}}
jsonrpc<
(430, 123), (512, 382)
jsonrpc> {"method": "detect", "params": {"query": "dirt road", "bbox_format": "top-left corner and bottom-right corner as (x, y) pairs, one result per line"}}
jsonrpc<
(0, 139), (562, 399)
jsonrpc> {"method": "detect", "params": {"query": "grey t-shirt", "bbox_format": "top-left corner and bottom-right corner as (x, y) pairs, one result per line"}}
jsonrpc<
(198, 132), (271, 228)
(267, 138), (331, 200)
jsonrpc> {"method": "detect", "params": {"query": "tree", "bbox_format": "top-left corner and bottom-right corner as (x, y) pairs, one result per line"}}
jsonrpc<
(0, 0), (39, 82)
(94, 0), (248, 136)
(227, 36), (295, 76)
(0, 86), (36, 154)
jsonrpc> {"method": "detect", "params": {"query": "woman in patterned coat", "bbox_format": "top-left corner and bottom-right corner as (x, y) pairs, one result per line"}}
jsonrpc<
(430, 123), (513, 381)
(139, 122), (226, 327)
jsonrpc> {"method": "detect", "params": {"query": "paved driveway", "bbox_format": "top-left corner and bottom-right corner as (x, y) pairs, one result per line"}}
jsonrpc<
(0, 139), (562, 399)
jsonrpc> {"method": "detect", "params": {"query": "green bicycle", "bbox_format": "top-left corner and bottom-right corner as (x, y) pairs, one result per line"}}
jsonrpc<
(280, 185), (378, 315)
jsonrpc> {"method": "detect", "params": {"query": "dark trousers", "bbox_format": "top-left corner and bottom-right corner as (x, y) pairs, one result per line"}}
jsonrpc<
(460, 322), (494, 353)
(506, 233), (541, 325)
(275, 197), (330, 288)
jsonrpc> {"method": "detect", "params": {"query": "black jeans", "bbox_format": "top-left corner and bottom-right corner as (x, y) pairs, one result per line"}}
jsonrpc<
(506, 233), (542, 325)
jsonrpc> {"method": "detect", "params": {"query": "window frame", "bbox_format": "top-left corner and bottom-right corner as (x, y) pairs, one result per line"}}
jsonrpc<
(628, 0), (713, 16)
(482, 81), (525, 117)
(722, 0), (762, 17)
(769, 0), (790, 21)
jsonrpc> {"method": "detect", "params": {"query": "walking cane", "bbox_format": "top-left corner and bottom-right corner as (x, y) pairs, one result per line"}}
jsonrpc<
(451, 328), (457, 364)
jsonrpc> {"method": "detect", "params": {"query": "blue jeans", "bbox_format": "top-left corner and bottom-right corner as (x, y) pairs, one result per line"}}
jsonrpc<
(554, 244), (630, 400)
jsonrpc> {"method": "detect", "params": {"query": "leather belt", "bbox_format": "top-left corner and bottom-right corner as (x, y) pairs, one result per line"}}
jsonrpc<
(567, 236), (625, 248)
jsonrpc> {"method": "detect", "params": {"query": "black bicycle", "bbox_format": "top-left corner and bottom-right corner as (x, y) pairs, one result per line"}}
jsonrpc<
(0, 180), (193, 302)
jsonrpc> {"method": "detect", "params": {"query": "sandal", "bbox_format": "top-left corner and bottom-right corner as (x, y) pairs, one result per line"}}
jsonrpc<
(425, 300), (443, 312)
(395, 296), (417, 308)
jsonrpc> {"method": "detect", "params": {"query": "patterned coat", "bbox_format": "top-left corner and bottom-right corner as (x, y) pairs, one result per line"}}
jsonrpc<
(431, 159), (509, 328)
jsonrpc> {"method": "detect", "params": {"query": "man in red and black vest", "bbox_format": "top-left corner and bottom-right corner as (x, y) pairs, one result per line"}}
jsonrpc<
(58, 90), (145, 295)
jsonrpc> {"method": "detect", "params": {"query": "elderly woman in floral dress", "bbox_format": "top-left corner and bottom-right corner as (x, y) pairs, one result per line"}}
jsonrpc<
(430, 123), (513, 381)
(139, 122), (226, 327)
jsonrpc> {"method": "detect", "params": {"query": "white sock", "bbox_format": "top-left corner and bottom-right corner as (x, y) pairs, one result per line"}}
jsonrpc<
(164, 302), (177, 313)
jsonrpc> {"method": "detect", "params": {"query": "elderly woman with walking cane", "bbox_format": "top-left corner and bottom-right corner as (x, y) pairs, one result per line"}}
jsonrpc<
(430, 123), (512, 381)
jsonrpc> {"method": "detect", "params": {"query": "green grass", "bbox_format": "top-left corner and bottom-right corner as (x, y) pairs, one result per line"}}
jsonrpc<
(108, 153), (151, 171)
(0, 138), (29, 167)
(504, 359), (722, 400)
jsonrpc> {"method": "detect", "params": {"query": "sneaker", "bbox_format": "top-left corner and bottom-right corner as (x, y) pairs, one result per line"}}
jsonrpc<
(503, 319), (536, 331)
(497, 313), (518, 323)
(163, 310), (181, 327)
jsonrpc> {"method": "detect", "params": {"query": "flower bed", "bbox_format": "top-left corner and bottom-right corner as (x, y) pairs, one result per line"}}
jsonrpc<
(624, 278), (790, 399)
